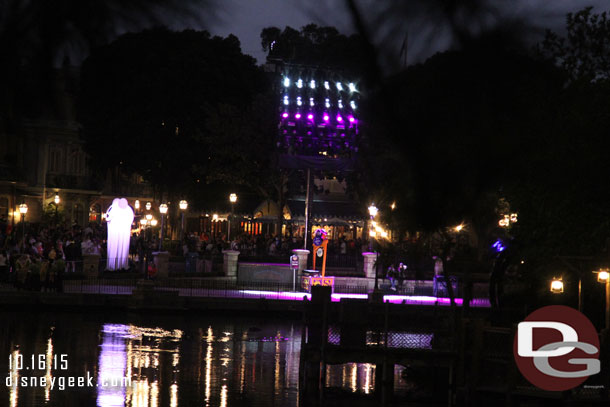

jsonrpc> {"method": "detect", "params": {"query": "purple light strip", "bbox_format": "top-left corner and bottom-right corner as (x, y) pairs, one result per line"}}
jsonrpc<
(237, 290), (489, 307)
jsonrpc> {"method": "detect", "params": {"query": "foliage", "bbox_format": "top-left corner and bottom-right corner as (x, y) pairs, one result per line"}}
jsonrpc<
(42, 204), (65, 225)
(362, 33), (562, 237)
(260, 24), (368, 75)
(541, 7), (610, 82)
(79, 28), (267, 207)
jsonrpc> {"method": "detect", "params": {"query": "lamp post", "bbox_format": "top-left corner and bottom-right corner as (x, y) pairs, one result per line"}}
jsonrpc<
(19, 203), (28, 253)
(53, 194), (60, 225)
(159, 204), (168, 251)
(179, 200), (188, 240)
(368, 204), (378, 251)
(368, 203), (379, 289)
(229, 193), (237, 241)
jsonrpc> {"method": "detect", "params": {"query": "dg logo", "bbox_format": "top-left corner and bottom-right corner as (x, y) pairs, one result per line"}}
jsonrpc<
(513, 305), (600, 391)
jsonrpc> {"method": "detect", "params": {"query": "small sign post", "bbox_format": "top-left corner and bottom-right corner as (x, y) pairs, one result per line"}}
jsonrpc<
(290, 255), (299, 291)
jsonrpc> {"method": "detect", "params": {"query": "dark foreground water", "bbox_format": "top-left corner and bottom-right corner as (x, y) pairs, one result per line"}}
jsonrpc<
(0, 311), (388, 407)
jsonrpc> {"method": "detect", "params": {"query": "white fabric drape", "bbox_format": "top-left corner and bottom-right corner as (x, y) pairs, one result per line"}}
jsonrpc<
(105, 198), (134, 270)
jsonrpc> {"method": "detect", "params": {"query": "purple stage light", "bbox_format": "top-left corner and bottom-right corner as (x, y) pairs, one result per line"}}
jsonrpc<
(337, 115), (343, 122)
(348, 116), (355, 123)
(282, 112), (289, 118)
(295, 113), (301, 119)
(323, 114), (329, 121)
(307, 113), (314, 120)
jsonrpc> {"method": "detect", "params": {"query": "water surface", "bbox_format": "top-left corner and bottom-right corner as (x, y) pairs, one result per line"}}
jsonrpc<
(0, 311), (381, 406)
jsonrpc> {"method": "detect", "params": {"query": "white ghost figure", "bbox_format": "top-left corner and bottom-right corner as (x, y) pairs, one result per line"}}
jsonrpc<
(105, 198), (134, 270)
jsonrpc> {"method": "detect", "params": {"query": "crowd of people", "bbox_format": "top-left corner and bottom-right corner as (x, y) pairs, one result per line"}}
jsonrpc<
(181, 232), (369, 258)
(0, 217), (107, 289)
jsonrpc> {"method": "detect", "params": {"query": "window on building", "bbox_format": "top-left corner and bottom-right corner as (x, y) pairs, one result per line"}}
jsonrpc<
(68, 148), (82, 175)
(48, 146), (64, 173)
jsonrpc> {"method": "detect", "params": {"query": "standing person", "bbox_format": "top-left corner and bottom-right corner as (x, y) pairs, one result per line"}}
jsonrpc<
(340, 238), (347, 255)
(81, 234), (94, 255)
(15, 254), (31, 290)
(433, 256), (444, 297)
(387, 264), (397, 291)
(398, 262), (407, 291)
(65, 235), (75, 272)
(54, 240), (65, 261)
(73, 235), (82, 273)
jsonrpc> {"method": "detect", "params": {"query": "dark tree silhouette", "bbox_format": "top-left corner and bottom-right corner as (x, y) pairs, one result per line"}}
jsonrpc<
(79, 28), (266, 208)
(541, 7), (610, 82)
(0, 0), (216, 132)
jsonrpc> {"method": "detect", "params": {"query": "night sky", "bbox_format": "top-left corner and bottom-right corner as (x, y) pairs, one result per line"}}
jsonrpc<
(200, 0), (610, 65)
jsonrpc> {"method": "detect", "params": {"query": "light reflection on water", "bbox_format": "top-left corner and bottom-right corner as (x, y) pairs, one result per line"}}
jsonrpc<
(325, 363), (376, 394)
(0, 312), (419, 406)
(0, 314), (306, 407)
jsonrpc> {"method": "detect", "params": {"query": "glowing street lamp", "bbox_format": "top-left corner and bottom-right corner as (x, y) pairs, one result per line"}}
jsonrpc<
(19, 203), (27, 252)
(368, 204), (378, 249)
(368, 204), (378, 218)
(454, 224), (464, 233)
(159, 204), (168, 251)
(228, 193), (237, 241)
(368, 203), (380, 288)
(146, 214), (153, 221)
(135, 200), (140, 211)
(179, 200), (188, 240)
(146, 202), (152, 211)
(52, 194), (60, 225)
(550, 278), (564, 294)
